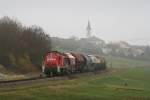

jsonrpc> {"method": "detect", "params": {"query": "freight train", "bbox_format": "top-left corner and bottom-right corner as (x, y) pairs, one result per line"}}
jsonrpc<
(42, 51), (106, 77)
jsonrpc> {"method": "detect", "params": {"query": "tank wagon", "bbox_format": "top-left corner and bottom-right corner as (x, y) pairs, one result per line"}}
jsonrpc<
(42, 51), (106, 77)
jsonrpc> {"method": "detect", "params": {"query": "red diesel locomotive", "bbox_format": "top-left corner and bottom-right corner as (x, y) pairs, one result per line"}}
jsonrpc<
(42, 51), (66, 76)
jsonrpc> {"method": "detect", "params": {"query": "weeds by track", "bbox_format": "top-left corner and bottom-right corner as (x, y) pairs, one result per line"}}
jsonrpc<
(0, 68), (111, 88)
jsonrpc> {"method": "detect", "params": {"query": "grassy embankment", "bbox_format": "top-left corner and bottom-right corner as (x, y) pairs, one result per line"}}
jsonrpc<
(0, 56), (150, 100)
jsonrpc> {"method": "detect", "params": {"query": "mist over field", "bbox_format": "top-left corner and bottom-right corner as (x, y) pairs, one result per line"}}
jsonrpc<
(0, 0), (150, 45)
(0, 0), (150, 100)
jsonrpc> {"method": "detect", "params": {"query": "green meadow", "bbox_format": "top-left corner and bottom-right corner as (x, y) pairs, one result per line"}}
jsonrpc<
(0, 56), (150, 100)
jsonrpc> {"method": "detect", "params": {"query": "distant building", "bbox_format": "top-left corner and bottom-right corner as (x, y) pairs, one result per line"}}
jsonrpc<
(86, 20), (92, 37)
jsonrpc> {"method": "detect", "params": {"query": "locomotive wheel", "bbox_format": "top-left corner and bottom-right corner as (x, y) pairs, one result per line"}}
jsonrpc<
(44, 68), (58, 77)
(44, 68), (50, 77)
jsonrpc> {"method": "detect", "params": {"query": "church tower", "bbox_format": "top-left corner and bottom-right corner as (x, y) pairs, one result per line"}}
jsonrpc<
(86, 20), (92, 37)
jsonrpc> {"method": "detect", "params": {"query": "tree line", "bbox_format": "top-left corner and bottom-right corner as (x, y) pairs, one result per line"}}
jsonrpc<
(0, 16), (51, 72)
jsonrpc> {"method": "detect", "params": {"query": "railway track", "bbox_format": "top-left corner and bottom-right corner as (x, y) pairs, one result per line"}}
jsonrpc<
(0, 76), (42, 84)
(0, 75), (72, 87)
(0, 75), (71, 93)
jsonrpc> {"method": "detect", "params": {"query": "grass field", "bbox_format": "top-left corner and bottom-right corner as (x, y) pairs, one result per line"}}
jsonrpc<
(0, 56), (150, 100)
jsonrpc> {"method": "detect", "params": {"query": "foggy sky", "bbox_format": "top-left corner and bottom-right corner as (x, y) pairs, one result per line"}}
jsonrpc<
(0, 0), (150, 45)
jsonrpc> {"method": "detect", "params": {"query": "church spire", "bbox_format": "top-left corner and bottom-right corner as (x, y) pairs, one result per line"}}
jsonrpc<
(86, 20), (92, 37)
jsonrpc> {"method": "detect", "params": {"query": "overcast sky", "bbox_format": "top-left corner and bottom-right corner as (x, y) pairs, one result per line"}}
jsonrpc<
(0, 0), (150, 45)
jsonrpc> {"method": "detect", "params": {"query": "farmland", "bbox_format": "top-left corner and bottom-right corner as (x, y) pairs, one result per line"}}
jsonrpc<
(0, 56), (150, 100)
